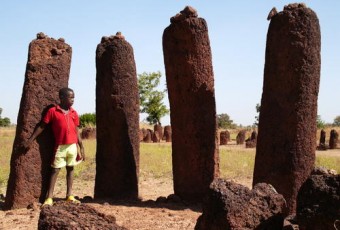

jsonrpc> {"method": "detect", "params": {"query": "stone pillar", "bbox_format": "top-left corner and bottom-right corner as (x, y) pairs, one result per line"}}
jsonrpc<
(5, 33), (72, 209)
(95, 32), (139, 199)
(163, 125), (172, 142)
(236, 130), (246, 145)
(152, 130), (160, 143)
(163, 6), (219, 201)
(245, 131), (257, 148)
(154, 124), (163, 141)
(253, 4), (321, 214)
(317, 129), (326, 150)
(143, 129), (153, 143)
(329, 129), (338, 149)
(220, 131), (230, 145)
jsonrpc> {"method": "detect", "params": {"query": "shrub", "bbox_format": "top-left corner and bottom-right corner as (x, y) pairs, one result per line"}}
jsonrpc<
(79, 113), (96, 127)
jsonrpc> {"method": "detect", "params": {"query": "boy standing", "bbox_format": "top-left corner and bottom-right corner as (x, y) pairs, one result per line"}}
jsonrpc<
(23, 87), (85, 206)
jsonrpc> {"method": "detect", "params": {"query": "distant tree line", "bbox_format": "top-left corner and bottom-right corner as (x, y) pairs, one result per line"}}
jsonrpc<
(79, 113), (96, 127)
(0, 108), (11, 127)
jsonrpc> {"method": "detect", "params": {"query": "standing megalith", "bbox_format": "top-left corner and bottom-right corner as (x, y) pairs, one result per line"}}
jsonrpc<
(5, 33), (72, 209)
(317, 129), (326, 150)
(163, 6), (219, 201)
(236, 130), (246, 145)
(163, 125), (172, 142)
(329, 129), (338, 149)
(220, 130), (230, 145)
(95, 32), (139, 199)
(253, 3), (321, 214)
(154, 124), (163, 141)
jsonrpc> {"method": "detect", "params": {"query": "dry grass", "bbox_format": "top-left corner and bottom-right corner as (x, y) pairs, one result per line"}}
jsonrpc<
(1, 126), (340, 196)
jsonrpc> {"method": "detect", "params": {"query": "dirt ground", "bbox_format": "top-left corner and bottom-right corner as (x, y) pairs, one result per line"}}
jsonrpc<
(0, 148), (338, 230)
(0, 176), (206, 230)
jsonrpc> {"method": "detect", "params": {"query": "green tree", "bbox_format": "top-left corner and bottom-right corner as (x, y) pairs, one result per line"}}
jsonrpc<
(333, 116), (340, 127)
(254, 103), (261, 126)
(79, 113), (96, 127)
(0, 107), (11, 127)
(138, 71), (169, 125)
(217, 113), (236, 129)
(316, 115), (325, 129)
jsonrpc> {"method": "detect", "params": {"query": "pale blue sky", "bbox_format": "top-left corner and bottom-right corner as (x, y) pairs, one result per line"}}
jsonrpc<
(1, 1), (339, 126)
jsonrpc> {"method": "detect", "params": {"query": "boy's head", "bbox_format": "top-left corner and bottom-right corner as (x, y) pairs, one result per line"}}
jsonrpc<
(59, 87), (75, 107)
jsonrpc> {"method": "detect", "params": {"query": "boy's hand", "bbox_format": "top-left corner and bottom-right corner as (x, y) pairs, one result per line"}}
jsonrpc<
(21, 139), (33, 150)
(77, 146), (85, 161)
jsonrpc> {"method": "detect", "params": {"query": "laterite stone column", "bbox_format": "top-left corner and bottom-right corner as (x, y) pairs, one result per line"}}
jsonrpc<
(95, 33), (139, 199)
(5, 33), (71, 209)
(253, 4), (321, 214)
(163, 6), (219, 201)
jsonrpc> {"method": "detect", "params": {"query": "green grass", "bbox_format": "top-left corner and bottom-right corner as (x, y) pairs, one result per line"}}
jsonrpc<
(140, 143), (172, 179)
(219, 148), (255, 180)
(0, 133), (14, 187)
(315, 155), (340, 172)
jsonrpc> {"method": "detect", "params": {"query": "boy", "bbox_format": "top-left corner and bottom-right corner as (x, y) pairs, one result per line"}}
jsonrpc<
(23, 87), (85, 206)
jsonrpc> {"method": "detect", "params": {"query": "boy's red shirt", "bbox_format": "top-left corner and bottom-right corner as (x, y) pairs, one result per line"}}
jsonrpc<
(43, 105), (79, 146)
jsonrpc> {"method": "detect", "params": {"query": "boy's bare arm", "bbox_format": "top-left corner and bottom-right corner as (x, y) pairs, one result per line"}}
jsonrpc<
(77, 127), (85, 161)
(22, 122), (47, 149)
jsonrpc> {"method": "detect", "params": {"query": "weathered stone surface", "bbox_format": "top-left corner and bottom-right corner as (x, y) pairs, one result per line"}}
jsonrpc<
(139, 128), (148, 142)
(163, 6), (219, 201)
(154, 124), (163, 140)
(80, 127), (96, 139)
(95, 33), (139, 199)
(245, 131), (257, 148)
(236, 130), (246, 145)
(138, 129), (144, 142)
(163, 125), (172, 142)
(38, 201), (126, 229)
(152, 130), (160, 143)
(219, 130), (230, 145)
(253, 4), (321, 214)
(5, 33), (72, 209)
(317, 129), (327, 150)
(195, 179), (286, 230)
(143, 129), (153, 143)
(329, 129), (338, 149)
(297, 167), (339, 230)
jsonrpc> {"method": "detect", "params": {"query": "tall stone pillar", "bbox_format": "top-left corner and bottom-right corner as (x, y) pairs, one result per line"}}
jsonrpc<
(163, 6), (219, 201)
(5, 33), (72, 209)
(253, 4), (321, 214)
(95, 33), (139, 199)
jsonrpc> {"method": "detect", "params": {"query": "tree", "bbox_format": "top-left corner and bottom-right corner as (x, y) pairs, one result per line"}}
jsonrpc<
(138, 71), (169, 125)
(316, 115), (325, 129)
(333, 116), (340, 127)
(254, 103), (261, 126)
(217, 113), (236, 129)
(79, 113), (96, 127)
(0, 107), (11, 127)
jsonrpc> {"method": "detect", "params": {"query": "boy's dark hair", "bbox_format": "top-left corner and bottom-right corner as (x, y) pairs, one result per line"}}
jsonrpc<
(59, 87), (74, 98)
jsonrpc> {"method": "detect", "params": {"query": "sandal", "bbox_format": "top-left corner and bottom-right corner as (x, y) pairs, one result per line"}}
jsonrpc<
(41, 198), (53, 207)
(66, 195), (81, 204)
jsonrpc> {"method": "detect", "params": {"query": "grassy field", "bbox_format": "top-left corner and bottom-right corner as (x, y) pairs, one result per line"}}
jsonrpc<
(1, 127), (339, 195)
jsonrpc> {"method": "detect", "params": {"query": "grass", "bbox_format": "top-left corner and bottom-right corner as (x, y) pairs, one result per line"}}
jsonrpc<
(315, 155), (340, 171)
(1, 126), (340, 195)
(219, 148), (255, 180)
(140, 143), (173, 179)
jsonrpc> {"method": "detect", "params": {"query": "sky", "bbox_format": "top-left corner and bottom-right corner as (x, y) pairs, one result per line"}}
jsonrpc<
(1, 1), (339, 126)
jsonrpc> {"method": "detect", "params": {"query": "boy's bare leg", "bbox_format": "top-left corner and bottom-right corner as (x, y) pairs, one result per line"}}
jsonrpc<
(46, 168), (60, 198)
(66, 166), (74, 197)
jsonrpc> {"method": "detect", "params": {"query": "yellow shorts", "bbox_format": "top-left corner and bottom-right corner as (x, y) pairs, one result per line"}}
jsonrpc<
(52, 144), (81, 168)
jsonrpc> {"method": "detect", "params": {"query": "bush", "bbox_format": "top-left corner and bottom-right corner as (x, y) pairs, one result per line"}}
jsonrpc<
(79, 113), (96, 127)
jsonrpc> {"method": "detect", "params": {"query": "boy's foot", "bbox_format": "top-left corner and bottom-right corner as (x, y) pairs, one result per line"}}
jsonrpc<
(66, 195), (81, 204)
(41, 198), (53, 207)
